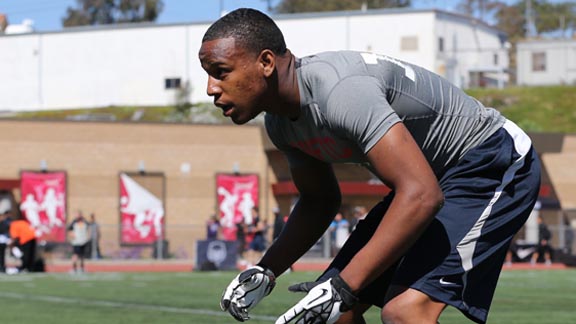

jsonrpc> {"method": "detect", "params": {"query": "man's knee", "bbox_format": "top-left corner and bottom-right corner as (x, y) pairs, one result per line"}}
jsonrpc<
(381, 289), (445, 324)
(381, 295), (412, 324)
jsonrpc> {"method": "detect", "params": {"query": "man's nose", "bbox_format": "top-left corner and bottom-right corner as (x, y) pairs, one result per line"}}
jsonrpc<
(206, 76), (221, 97)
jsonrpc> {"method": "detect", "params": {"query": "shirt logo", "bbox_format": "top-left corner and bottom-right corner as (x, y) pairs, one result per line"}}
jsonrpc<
(290, 137), (353, 161)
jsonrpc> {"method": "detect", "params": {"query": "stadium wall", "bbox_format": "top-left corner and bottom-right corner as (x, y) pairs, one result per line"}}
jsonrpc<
(0, 119), (275, 260)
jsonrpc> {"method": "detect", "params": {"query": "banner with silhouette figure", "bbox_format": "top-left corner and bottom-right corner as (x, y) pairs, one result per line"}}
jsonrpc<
(216, 174), (259, 241)
(19, 171), (67, 243)
(195, 239), (239, 271)
(119, 173), (165, 245)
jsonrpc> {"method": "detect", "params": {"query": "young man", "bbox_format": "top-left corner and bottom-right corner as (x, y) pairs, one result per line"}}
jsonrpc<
(68, 211), (91, 273)
(199, 8), (541, 324)
(9, 217), (37, 273)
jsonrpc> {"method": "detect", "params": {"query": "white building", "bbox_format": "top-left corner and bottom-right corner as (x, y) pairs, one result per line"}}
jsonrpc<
(0, 8), (508, 111)
(4, 19), (35, 35)
(517, 39), (576, 86)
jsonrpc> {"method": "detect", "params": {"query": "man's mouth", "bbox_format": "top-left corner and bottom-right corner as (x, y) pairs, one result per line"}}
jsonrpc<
(214, 102), (234, 116)
(216, 103), (234, 117)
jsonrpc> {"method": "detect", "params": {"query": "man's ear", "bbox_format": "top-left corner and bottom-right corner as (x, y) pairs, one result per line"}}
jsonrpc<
(259, 49), (275, 77)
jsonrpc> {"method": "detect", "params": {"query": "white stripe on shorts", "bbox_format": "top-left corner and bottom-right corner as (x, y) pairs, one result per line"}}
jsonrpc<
(456, 119), (532, 272)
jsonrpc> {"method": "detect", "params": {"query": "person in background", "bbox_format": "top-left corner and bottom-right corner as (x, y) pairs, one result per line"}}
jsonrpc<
(246, 207), (269, 267)
(349, 206), (368, 232)
(88, 213), (102, 259)
(531, 215), (553, 266)
(0, 212), (12, 273)
(329, 212), (350, 256)
(236, 218), (247, 260)
(272, 207), (284, 241)
(563, 215), (573, 255)
(9, 217), (37, 273)
(68, 211), (91, 273)
(206, 214), (221, 240)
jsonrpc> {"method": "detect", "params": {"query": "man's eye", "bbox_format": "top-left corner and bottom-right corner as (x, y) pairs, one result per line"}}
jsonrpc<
(213, 69), (229, 80)
(219, 70), (230, 79)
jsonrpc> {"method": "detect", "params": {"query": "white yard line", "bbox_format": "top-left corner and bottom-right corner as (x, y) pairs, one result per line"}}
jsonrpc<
(0, 292), (277, 321)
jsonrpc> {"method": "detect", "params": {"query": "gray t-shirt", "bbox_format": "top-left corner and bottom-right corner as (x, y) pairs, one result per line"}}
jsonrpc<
(265, 51), (505, 177)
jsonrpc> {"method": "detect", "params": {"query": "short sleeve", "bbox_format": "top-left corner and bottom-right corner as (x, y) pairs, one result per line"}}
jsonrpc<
(325, 76), (401, 153)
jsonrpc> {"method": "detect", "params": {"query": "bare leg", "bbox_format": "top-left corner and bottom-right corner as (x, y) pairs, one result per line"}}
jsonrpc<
(381, 285), (446, 324)
(71, 254), (78, 272)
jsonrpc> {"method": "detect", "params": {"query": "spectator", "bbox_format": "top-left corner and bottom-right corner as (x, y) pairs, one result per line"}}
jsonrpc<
(246, 212), (268, 266)
(236, 219), (247, 260)
(0, 212), (12, 273)
(531, 215), (553, 266)
(563, 215), (573, 255)
(68, 211), (91, 273)
(88, 213), (102, 259)
(329, 212), (350, 256)
(9, 217), (37, 273)
(206, 214), (221, 240)
(350, 205), (368, 232)
(272, 207), (285, 241)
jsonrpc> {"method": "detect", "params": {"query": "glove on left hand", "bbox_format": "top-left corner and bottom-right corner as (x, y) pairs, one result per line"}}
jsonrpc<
(275, 274), (358, 324)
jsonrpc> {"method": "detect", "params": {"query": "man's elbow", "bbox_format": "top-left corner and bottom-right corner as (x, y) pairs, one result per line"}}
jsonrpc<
(404, 184), (444, 217)
(422, 186), (444, 216)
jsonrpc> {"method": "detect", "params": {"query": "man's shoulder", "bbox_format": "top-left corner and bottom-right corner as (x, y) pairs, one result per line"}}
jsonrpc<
(298, 51), (364, 72)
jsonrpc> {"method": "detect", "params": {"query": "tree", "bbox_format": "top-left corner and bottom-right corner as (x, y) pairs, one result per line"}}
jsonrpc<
(457, 0), (576, 39)
(63, 0), (163, 27)
(530, 0), (576, 37)
(273, 0), (410, 14)
(457, 0), (503, 22)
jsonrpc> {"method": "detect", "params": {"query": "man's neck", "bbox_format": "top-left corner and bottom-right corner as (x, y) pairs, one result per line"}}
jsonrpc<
(273, 50), (301, 119)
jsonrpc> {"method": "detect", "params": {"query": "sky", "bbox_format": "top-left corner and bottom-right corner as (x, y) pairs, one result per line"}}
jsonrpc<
(0, 0), (279, 31)
(0, 0), (467, 32)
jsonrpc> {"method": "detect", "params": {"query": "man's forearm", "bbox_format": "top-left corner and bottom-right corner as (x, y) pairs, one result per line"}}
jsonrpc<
(259, 196), (339, 276)
(340, 190), (442, 292)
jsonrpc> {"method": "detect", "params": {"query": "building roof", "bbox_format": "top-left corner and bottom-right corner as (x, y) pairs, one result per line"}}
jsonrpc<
(0, 7), (502, 37)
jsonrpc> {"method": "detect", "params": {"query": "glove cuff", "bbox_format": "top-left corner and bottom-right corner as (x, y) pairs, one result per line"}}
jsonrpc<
(332, 274), (359, 312)
(256, 263), (276, 281)
(255, 263), (276, 295)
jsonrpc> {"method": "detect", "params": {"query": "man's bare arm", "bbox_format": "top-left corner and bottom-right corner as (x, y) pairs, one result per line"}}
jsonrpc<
(259, 159), (341, 276)
(340, 122), (444, 292)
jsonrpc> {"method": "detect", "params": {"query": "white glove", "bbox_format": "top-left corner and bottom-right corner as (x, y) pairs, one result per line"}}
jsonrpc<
(275, 274), (358, 324)
(220, 265), (276, 322)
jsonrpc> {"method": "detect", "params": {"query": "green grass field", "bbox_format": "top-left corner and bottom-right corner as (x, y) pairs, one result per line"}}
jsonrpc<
(0, 269), (575, 323)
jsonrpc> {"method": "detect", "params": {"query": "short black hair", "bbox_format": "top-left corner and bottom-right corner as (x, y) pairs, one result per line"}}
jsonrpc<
(202, 8), (287, 55)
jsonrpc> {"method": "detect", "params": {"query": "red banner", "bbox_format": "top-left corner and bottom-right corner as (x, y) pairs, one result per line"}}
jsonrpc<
(216, 174), (259, 241)
(120, 173), (165, 245)
(19, 171), (67, 243)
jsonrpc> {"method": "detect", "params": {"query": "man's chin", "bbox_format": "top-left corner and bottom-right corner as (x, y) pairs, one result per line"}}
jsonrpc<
(230, 112), (258, 125)
(230, 116), (249, 125)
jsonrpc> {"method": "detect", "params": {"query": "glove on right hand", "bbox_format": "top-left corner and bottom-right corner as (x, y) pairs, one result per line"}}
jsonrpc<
(220, 265), (276, 322)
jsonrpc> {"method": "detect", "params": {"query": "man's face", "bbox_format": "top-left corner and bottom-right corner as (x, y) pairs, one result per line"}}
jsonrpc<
(199, 37), (268, 125)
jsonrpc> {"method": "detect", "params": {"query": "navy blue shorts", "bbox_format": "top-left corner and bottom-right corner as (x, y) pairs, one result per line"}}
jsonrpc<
(321, 121), (541, 323)
(73, 243), (88, 256)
